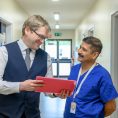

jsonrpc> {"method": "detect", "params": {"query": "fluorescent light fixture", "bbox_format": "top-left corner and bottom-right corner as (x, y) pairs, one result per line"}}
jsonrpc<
(52, 0), (59, 1)
(55, 24), (60, 29)
(54, 12), (60, 21)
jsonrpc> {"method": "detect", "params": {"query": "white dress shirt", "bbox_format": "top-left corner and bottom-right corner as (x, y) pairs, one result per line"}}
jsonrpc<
(0, 39), (53, 95)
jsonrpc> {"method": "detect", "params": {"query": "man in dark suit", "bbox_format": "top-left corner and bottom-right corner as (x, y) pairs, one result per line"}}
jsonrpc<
(0, 15), (68, 118)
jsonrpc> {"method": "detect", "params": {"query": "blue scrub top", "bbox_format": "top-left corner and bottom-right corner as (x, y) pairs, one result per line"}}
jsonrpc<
(64, 64), (118, 118)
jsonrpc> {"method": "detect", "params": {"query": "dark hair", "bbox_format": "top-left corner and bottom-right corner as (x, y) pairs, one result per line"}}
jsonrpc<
(83, 36), (103, 53)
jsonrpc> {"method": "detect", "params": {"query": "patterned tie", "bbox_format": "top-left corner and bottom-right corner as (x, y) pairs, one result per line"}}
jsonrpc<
(25, 48), (31, 71)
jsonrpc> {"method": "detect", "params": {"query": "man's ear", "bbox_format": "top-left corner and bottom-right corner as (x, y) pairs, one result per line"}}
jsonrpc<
(92, 52), (99, 60)
(24, 26), (31, 35)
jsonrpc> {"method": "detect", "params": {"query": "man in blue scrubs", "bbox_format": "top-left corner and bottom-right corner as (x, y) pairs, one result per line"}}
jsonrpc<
(64, 36), (118, 118)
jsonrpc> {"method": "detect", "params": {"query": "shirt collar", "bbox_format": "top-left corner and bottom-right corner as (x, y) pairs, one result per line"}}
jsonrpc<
(18, 38), (28, 52)
(17, 39), (36, 53)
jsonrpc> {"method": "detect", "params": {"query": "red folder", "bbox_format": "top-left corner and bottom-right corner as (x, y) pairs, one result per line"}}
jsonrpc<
(35, 76), (76, 94)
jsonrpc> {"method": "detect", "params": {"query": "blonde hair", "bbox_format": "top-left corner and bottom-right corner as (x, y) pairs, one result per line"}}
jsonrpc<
(22, 15), (51, 35)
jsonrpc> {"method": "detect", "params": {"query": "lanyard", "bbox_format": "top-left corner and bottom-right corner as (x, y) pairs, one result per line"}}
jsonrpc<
(73, 63), (96, 99)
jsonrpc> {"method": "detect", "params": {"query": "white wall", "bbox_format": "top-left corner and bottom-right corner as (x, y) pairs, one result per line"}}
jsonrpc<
(75, 0), (118, 71)
(51, 29), (75, 39)
(51, 29), (75, 48)
(0, 0), (28, 42)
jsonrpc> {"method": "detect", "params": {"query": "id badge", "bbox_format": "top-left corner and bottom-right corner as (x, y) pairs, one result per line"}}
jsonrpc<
(70, 102), (76, 114)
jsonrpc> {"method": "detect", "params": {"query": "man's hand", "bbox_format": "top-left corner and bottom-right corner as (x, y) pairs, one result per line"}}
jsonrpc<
(54, 89), (71, 99)
(19, 79), (44, 91)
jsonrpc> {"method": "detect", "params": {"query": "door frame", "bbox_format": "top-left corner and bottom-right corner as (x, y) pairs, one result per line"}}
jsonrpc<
(0, 17), (12, 44)
(111, 11), (118, 118)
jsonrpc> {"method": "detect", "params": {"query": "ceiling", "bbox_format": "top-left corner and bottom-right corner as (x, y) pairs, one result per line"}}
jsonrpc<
(16, 0), (97, 30)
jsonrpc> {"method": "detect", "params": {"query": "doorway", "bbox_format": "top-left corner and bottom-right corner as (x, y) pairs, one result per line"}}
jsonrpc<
(44, 39), (72, 78)
(111, 11), (118, 118)
(0, 17), (12, 45)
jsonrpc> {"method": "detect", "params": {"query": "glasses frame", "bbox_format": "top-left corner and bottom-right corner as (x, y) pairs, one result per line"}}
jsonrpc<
(32, 29), (47, 41)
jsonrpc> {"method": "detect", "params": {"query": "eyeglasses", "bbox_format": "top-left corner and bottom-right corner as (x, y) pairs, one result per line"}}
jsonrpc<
(32, 30), (47, 41)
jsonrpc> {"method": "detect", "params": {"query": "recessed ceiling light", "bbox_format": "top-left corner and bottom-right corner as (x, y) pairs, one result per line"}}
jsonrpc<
(54, 12), (60, 21)
(55, 24), (60, 29)
(52, 0), (59, 2)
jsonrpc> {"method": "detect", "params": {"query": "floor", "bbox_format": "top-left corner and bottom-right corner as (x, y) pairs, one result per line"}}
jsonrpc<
(39, 93), (118, 118)
(40, 93), (66, 118)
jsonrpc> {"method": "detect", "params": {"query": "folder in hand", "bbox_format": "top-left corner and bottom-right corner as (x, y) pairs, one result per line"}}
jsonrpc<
(35, 76), (76, 94)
